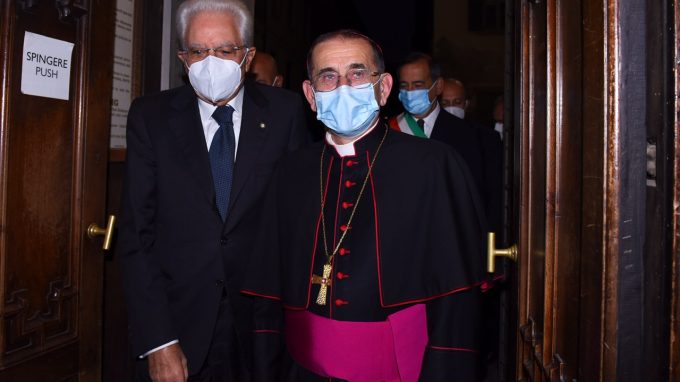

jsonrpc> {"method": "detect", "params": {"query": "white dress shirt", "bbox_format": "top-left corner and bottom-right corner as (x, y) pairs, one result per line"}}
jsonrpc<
(395, 102), (441, 138)
(419, 103), (440, 138)
(197, 86), (245, 158)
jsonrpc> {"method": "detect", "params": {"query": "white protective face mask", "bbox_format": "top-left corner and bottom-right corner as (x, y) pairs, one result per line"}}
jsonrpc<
(444, 106), (466, 119)
(187, 52), (248, 103)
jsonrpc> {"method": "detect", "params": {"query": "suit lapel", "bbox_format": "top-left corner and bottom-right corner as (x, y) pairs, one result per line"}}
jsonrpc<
(430, 112), (444, 140)
(167, 86), (216, 205)
(225, 81), (270, 229)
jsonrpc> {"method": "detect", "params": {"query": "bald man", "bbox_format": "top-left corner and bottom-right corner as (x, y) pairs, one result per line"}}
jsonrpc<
(439, 78), (470, 119)
(249, 51), (283, 87)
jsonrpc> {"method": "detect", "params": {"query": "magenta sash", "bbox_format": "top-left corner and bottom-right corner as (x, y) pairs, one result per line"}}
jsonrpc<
(285, 304), (428, 381)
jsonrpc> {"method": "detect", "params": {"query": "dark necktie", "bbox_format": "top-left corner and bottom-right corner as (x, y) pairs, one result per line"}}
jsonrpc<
(417, 119), (426, 135)
(210, 105), (236, 221)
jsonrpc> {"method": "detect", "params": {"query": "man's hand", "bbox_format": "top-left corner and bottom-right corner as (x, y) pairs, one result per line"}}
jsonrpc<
(148, 343), (189, 382)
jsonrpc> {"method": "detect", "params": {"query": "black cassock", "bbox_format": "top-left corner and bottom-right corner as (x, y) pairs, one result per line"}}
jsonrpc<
(243, 123), (488, 381)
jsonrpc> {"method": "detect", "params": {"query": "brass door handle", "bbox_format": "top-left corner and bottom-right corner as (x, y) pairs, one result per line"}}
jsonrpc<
(487, 232), (517, 273)
(87, 215), (116, 250)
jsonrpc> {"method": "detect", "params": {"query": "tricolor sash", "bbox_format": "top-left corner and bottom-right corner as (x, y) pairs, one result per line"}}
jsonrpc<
(403, 113), (427, 138)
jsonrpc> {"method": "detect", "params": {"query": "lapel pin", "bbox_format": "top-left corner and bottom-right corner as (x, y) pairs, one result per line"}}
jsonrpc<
(259, 122), (266, 129)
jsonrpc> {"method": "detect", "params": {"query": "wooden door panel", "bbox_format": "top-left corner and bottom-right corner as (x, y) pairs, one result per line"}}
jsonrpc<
(4, 30), (78, 369)
(576, 0), (606, 380)
(515, 0), (676, 380)
(517, 0), (548, 377)
(513, 0), (663, 380)
(547, 1), (583, 378)
(516, 0), (596, 380)
(2, 1), (80, 367)
(0, 1), (114, 380)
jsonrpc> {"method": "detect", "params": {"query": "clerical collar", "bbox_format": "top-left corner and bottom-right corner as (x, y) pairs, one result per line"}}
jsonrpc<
(324, 119), (379, 157)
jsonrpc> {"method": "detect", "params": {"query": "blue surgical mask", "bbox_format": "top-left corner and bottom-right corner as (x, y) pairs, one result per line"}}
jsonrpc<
(314, 80), (381, 138)
(398, 83), (435, 116)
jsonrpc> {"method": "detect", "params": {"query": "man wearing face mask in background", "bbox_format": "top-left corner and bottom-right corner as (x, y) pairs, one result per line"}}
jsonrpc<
(441, 78), (500, 136)
(117, 0), (307, 381)
(440, 78), (470, 119)
(390, 52), (502, 238)
(249, 51), (283, 87)
(242, 30), (486, 381)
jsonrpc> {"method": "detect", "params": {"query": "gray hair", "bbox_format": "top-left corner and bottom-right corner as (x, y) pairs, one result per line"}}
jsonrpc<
(176, 0), (253, 49)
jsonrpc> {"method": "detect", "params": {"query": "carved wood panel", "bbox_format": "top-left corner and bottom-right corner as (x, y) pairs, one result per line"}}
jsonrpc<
(4, 281), (77, 359)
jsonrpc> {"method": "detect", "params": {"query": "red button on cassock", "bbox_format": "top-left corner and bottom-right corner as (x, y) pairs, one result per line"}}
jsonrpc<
(345, 180), (356, 188)
(346, 160), (357, 167)
(335, 299), (349, 306)
(339, 248), (350, 256)
(340, 224), (350, 232)
(337, 272), (349, 280)
(342, 202), (354, 209)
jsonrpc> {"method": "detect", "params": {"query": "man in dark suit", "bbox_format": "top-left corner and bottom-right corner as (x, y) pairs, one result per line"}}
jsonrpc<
(390, 53), (502, 380)
(388, 52), (502, 234)
(117, 1), (307, 381)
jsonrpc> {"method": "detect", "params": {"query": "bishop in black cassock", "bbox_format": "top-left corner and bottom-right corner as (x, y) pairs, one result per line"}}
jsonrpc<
(242, 30), (488, 381)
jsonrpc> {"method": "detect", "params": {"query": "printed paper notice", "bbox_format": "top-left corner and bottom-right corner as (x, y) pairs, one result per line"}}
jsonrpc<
(21, 32), (75, 100)
(110, 0), (135, 149)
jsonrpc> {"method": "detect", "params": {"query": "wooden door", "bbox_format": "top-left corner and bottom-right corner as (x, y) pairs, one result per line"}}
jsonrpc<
(515, 0), (585, 379)
(513, 0), (624, 380)
(512, 0), (678, 380)
(0, 1), (114, 381)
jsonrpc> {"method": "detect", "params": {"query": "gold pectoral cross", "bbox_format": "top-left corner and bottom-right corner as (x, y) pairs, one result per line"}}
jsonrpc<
(312, 263), (333, 305)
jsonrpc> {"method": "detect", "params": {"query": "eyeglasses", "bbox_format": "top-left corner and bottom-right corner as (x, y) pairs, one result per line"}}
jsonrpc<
(440, 98), (467, 107)
(180, 45), (247, 62)
(312, 68), (381, 92)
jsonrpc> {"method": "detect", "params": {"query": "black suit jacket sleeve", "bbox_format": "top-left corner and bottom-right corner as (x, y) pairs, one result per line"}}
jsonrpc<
(420, 288), (482, 381)
(251, 299), (286, 381)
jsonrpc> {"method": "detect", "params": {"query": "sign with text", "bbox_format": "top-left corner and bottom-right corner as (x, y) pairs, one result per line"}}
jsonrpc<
(110, 0), (135, 149)
(21, 32), (74, 100)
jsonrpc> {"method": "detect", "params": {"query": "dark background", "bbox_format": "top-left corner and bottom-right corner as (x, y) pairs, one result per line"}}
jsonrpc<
(253, 0), (505, 125)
